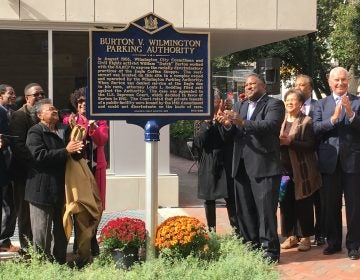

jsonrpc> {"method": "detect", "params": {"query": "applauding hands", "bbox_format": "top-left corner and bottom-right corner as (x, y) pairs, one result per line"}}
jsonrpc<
(215, 99), (245, 128)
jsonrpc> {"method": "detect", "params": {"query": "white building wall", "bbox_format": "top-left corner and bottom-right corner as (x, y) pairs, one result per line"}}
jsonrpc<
(0, 0), (317, 31)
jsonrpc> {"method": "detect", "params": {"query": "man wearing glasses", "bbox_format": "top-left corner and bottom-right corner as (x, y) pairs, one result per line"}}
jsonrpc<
(9, 83), (45, 251)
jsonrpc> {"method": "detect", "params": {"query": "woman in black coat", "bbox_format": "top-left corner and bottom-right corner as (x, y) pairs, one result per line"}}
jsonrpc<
(25, 99), (83, 264)
(194, 91), (238, 232)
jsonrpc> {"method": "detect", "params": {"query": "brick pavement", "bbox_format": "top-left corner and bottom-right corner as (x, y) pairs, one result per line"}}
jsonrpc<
(170, 154), (360, 280)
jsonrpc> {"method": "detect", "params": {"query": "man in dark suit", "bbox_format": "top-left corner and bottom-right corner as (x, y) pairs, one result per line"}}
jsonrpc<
(295, 74), (325, 246)
(0, 84), (19, 252)
(217, 73), (285, 262)
(313, 66), (360, 260)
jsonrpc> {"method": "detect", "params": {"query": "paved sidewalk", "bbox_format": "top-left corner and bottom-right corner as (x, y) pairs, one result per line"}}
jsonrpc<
(169, 154), (360, 280)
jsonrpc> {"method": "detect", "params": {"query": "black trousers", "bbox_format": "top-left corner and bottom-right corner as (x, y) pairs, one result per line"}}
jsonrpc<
(204, 197), (239, 233)
(313, 188), (326, 239)
(279, 180), (314, 238)
(322, 162), (360, 251)
(234, 160), (280, 257)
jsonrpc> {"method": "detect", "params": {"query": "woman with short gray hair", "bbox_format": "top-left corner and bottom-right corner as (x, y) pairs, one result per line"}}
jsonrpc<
(25, 99), (83, 264)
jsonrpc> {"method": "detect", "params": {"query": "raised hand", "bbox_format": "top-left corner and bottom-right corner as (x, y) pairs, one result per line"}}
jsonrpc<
(66, 140), (84, 154)
(227, 110), (244, 127)
(331, 102), (342, 124)
(89, 120), (98, 132)
(68, 113), (76, 128)
(341, 95), (354, 118)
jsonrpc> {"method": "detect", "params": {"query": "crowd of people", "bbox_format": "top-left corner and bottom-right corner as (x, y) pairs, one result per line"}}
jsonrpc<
(0, 83), (108, 267)
(0, 65), (359, 266)
(195, 66), (360, 263)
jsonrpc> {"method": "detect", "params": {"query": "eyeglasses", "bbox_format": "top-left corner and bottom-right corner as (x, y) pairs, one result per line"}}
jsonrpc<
(28, 92), (45, 97)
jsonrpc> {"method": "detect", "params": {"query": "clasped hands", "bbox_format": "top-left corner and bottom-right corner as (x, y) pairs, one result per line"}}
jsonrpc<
(331, 95), (354, 124)
(215, 100), (245, 128)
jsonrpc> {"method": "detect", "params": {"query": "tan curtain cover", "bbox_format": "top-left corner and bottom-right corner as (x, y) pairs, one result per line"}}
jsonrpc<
(63, 125), (103, 261)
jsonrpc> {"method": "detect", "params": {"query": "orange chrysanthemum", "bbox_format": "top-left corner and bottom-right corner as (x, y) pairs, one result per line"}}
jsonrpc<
(155, 216), (209, 257)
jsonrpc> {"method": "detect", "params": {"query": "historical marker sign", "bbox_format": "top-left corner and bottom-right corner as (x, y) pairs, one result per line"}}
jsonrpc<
(88, 13), (210, 123)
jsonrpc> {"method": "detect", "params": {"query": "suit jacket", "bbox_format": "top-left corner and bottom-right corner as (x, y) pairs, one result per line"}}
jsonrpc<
(226, 95), (285, 178)
(308, 98), (317, 118)
(313, 93), (360, 174)
(0, 106), (10, 187)
(9, 104), (35, 179)
(25, 122), (70, 207)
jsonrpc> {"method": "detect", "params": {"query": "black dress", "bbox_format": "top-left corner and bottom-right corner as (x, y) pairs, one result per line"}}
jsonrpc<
(194, 121), (228, 200)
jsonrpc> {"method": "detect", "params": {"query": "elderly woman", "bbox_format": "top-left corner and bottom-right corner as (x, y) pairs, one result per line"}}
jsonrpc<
(25, 99), (83, 263)
(63, 87), (108, 256)
(279, 89), (321, 252)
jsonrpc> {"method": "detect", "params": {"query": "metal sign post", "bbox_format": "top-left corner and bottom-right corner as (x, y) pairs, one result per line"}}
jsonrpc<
(144, 120), (159, 259)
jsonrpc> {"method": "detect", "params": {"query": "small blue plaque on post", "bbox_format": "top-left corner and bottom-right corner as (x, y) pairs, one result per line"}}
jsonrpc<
(88, 13), (210, 128)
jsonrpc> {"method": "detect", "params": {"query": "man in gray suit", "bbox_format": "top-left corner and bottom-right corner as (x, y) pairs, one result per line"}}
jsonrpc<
(217, 73), (285, 262)
(295, 74), (325, 246)
(313, 67), (360, 260)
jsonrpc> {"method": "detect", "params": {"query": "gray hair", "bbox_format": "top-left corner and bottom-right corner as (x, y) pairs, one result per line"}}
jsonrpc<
(329, 67), (349, 79)
(31, 98), (52, 123)
(295, 74), (314, 89)
(246, 73), (266, 85)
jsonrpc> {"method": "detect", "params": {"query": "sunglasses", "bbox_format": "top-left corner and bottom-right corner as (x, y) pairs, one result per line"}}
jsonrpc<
(28, 92), (45, 97)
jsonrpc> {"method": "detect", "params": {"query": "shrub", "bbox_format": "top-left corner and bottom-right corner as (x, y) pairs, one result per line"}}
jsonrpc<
(170, 120), (194, 140)
(0, 235), (280, 280)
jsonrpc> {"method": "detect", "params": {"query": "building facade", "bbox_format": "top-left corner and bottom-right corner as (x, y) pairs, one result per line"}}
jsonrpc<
(0, 0), (317, 211)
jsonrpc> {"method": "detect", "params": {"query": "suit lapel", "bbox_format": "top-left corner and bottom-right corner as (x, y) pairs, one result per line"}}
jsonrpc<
(238, 100), (248, 120)
(250, 96), (268, 120)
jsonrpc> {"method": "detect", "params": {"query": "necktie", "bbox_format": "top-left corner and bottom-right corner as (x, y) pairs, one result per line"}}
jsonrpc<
(335, 96), (341, 105)
(335, 96), (345, 120)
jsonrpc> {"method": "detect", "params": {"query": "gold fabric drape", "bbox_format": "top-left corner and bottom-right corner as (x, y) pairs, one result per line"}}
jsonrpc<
(63, 125), (103, 262)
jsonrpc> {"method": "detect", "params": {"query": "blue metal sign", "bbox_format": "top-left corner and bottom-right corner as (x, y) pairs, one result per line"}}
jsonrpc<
(88, 13), (210, 127)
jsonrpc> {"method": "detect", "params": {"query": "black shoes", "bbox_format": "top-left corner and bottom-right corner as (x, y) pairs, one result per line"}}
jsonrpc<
(263, 252), (280, 264)
(314, 236), (326, 246)
(348, 249), (360, 260)
(323, 246), (341, 255)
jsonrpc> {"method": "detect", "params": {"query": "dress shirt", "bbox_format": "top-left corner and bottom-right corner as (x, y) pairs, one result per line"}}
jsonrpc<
(247, 94), (266, 120)
(303, 97), (312, 116)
